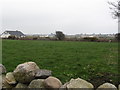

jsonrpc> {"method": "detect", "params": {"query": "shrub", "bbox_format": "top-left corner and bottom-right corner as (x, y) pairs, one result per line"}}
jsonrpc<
(55, 31), (65, 40)
(33, 37), (38, 40)
(83, 37), (98, 41)
(115, 33), (120, 41)
(8, 35), (16, 40)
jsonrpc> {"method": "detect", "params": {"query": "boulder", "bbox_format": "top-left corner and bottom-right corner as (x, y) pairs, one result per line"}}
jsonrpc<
(28, 79), (45, 88)
(67, 78), (94, 90)
(13, 62), (40, 83)
(97, 83), (117, 90)
(0, 64), (6, 74)
(6, 72), (16, 84)
(59, 82), (69, 90)
(15, 83), (28, 88)
(44, 76), (62, 88)
(1, 74), (14, 88)
(35, 69), (52, 79)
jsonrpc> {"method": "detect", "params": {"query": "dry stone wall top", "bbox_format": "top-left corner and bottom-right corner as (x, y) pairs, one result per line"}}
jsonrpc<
(0, 62), (119, 90)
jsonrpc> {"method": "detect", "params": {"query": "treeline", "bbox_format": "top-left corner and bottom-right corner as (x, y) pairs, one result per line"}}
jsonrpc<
(3, 35), (118, 42)
(2, 31), (120, 42)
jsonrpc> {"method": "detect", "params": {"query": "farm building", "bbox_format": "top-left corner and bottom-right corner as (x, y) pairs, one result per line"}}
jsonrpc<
(0, 30), (25, 38)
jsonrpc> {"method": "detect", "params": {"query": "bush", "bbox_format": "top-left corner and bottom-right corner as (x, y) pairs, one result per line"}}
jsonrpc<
(83, 37), (98, 41)
(33, 37), (38, 40)
(115, 33), (120, 41)
(55, 31), (65, 40)
(8, 36), (16, 40)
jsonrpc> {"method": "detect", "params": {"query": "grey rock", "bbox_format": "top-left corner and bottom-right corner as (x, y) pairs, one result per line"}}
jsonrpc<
(59, 82), (69, 90)
(0, 64), (6, 74)
(44, 76), (62, 88)
(13, 62), (40, 83)
(6, 72), (16, 84)
(28, 79), (45, 88)
(1, 74), (14, 88)
(97, 83), (117, 90)
(15, 83), (28, 88)
(67, 78), (94, 90)
(35, 69), (52, 79)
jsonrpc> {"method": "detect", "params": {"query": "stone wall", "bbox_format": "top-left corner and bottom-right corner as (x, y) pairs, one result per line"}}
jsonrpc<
(0, 62), (119, 90)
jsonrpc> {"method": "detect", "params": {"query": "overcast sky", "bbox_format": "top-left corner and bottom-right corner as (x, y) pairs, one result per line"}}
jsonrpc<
(1, 0), (118, 34)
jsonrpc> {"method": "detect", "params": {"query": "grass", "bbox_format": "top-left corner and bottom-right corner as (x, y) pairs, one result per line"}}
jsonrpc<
(2, 40), (119, 87)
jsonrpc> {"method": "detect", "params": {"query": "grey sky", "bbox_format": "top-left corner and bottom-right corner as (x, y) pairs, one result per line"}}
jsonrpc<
(1, 0), (118, 34)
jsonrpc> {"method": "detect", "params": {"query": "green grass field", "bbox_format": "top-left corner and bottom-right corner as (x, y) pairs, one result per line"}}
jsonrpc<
(2, 40), (119, 87)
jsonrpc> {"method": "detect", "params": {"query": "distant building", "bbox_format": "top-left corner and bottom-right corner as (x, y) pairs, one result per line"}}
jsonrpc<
(0, 30), (25, 38)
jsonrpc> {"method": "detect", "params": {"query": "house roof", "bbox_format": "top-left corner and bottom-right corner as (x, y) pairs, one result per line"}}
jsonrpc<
(5, 31), (25, 36)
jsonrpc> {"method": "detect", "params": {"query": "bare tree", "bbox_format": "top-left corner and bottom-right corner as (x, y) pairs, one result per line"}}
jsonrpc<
(108, 0), (120, 19)
(108, 1), (120, 41)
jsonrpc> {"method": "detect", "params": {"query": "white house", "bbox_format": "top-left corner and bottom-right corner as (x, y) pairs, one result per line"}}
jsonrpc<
(0, 30), (25, 38)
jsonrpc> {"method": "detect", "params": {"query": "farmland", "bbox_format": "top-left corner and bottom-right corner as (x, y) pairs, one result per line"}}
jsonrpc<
(2, 40), (119, 87)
